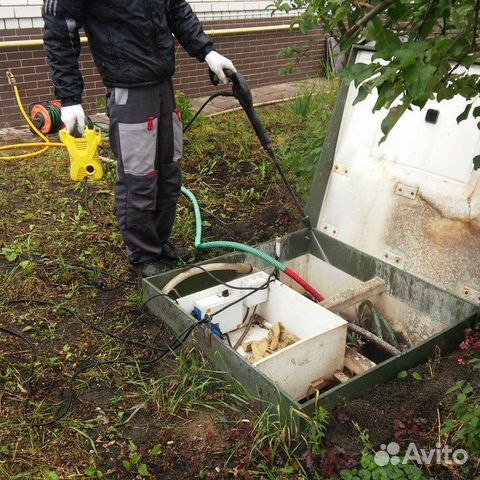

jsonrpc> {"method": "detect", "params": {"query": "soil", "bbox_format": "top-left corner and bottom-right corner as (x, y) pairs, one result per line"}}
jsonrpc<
(327, 349), (479, 458)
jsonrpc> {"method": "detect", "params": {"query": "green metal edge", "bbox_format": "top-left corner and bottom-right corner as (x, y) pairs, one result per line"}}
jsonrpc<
(144, 231), (478, 421)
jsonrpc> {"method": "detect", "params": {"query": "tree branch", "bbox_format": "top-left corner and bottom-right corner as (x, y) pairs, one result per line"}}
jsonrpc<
(345, 0), (397, 38)
(415, 0), (438, 41)
(472, 0), (480, 50)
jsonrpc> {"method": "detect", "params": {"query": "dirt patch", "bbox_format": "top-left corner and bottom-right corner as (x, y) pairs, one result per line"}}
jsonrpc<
(175, 410), (231, 453)
(327, 350), (480, 455)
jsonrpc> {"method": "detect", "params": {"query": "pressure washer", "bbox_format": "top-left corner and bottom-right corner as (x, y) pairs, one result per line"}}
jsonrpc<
(2, 70), (104, 181)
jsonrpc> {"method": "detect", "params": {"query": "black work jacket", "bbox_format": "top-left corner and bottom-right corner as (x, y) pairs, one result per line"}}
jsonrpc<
(42, 0), (213, 104)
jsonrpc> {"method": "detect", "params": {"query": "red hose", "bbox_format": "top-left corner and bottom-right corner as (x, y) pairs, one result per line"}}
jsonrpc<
(284, 267), (326, 302)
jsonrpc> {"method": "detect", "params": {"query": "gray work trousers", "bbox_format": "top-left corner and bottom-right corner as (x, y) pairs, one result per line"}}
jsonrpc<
(108, 79), (183, 264)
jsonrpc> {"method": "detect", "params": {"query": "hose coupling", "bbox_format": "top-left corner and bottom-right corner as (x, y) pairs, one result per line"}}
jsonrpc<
(6, 69), (16, 85)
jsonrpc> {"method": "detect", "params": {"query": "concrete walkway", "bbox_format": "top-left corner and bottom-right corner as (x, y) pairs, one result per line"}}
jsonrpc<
(0, 78), (327, 138)
(190, 78), (327, 116)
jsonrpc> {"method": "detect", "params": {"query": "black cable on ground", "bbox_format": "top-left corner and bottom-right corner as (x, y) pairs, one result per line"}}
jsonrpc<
(34, 257), (138, 291)
(183, 91), (234, 133)
(5, 299), (169, 353)
(0, 325), (37, 391)
(1, 272), (274, 426)
(20, 316), (210, 427)
(65, 260), (138, 291)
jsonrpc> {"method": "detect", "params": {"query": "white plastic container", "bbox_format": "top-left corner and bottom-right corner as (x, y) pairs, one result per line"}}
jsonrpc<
(178, 272), (348, 400)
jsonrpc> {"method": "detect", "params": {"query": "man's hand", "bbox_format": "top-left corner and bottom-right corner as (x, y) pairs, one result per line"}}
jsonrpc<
(61, 104), (86, 136)
(205, 51), (236, 84)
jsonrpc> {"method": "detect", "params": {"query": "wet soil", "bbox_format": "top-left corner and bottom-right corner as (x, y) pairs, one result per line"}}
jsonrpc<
(327, 350), (479, 456)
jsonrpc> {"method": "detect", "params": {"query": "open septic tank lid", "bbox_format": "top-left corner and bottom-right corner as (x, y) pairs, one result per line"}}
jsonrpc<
(143, 48), (480, 411)
(307, 46), (480, 305)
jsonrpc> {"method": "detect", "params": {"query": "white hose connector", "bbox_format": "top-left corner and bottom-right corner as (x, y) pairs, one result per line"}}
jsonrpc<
(275, 236), (281, 260)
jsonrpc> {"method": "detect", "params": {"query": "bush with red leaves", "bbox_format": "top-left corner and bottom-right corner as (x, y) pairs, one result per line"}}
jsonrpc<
(456, 324), (480, 366)
(393, 412), (430, 445)
(321, 446), (357, 478)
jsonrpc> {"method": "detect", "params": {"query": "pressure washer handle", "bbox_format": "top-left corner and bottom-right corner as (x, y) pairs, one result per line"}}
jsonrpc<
(208, 67), (237, 87)
(210, 68), (273, 151)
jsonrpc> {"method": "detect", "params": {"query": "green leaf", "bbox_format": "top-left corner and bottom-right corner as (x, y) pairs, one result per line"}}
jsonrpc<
(473, 106), (480, 118)
(461, 54), (480, 69)
(366, 18), (401, 51)
(404, 63), (436, 104)
(342, 63), (381, 87)
(463, 384), (473, 395)
(44, 472), (59, 480)
(457, 393), (467, 403)
(380, 102), (409, 142)
(447, 380), (465, 394)
(353, 85), (369, 105)
(130, 453), (141, 465)
(84, 466), (97, 476)
(457, 103), (472, 123)
(395, 47), (420, 69)
(138, 463), (149, 477)
(412, 372), (422, 381)
(149, 444), (162, 456)
(397, 370), (408, 379)
(122, 460), (132, 471)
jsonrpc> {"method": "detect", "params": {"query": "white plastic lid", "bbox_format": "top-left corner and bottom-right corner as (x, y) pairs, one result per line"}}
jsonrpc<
(316, 48), (480, 303)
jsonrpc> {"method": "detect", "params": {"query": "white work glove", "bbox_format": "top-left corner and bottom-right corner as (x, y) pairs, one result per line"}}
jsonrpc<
(205, 51), (236, 84)
(61, 104), (86, 136)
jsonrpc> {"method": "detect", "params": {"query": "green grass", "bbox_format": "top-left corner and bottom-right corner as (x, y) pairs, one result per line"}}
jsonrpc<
(0, 78), (478, 480)
(0, 79), (339, 479)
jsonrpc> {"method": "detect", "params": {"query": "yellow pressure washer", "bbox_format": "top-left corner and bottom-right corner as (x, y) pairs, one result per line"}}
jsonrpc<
(60, 127), (104, 181)
(1, 70), (104, 182)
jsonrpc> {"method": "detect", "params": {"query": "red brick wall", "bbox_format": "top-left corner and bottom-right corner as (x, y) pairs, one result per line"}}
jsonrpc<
(0, 17), (326, 128)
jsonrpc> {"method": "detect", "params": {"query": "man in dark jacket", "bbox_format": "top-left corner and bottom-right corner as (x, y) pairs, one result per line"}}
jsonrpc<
(43, 0), (236, 277)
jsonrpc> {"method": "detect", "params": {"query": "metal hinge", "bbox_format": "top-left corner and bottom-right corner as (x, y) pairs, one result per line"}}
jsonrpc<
(383, 250), (404, 268)
(395, 183), (418, 200)
(461, 286), (480, 305)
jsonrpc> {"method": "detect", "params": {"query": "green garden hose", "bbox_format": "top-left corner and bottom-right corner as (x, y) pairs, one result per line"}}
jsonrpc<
(180, 186), (326, 302)
(357, 300), (399, 347)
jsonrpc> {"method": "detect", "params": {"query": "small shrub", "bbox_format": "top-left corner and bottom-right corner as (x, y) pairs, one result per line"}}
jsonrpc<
(336, 455), (429, 480)
(441, 381), (480, 455)
(176, 90), (195, 127)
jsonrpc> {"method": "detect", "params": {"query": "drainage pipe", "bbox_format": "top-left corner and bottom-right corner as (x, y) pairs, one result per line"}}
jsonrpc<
(162, 262), (253, 295)
(348, 323), (401, 356)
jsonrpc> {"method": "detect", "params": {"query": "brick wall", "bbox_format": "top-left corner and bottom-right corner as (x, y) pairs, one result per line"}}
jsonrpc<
(0, 0), (290, 29)
(0, 17), (326, 128)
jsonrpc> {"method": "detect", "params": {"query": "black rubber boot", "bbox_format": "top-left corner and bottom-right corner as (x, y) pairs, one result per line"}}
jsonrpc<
(129, 260), (169, 278)
(160, 241), (191, 262)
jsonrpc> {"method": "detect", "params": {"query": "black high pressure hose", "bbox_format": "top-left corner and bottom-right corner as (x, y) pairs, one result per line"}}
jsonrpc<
(194, 68), (330, 263)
